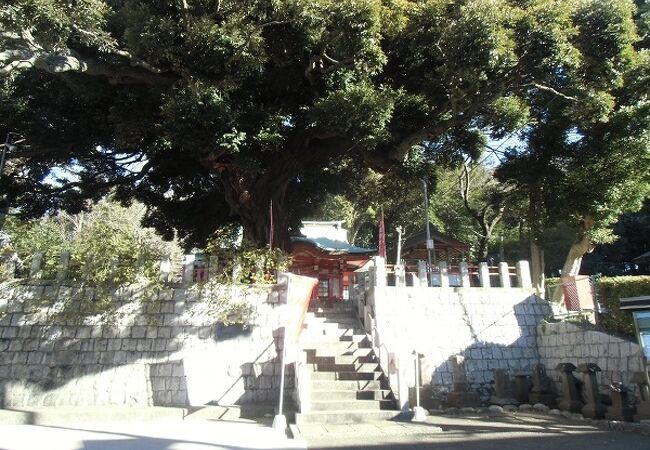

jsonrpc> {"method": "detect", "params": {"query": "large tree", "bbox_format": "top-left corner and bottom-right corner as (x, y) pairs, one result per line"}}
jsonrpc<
(497, 0), (650, 289)
(1, 0), (646, 250)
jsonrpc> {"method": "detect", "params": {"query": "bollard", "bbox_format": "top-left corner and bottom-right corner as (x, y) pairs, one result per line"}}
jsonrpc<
(576, 363), (607, 419)
(606, 382), (635, 421)
(555, 363), (584, 413)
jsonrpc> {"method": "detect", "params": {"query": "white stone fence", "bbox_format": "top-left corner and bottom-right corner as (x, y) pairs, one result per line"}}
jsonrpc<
(4, 251), (249, 285)
(367, 257), (532, 289)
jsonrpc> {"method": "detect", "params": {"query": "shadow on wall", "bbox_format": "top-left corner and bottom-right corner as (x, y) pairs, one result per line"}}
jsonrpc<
(400, 295), (552, 407)
(0, 282), (277, 408)
(202, 326), (295, 419)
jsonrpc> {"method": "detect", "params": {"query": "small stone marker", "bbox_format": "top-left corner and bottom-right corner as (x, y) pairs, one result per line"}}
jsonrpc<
(514, 372), (531, 404)
(576, 363), (607, 419)
(631, 370), (650, 421)
(490, 369), (518, 405)
(529, 364), (556, 407)
(606, 382), (635, 422)
(446, 355), (480, 408)
(556, 362), (584, 413)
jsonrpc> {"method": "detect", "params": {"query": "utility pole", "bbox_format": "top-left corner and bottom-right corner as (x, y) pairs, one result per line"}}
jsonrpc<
(421, 179), (436, 273)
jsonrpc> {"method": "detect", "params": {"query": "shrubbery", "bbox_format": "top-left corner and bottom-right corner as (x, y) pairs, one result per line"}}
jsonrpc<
(596, 276), (650, 338)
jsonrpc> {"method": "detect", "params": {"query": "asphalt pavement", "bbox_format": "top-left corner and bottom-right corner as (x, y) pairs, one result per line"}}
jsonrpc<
(1, 407), (649, 450)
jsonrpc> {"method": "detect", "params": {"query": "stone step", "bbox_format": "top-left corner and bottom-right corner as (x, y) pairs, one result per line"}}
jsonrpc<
(311, 379), (384, 391)
(310, 399), (395, 412)
(311, 389), (393, 401)
(295, 409), (402, 425)
(308, 303), (353, 312)
(301, 332), (369, 345)
(309, 362), (380, 373)
(303, 319), (360, 329)
(302, 322), (362, 332)
(306, 353), (376, 365)
(310, 370), (383, 381)
(310, 311), (357, 320)
(302, 344), (373, 356)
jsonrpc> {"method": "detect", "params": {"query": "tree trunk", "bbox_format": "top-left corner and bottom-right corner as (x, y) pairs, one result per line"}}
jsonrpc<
(239, 183), (292, 251)
(560, 217), (596, 276)
(530, 240), (545, 296)
(216, 161), (294, 251)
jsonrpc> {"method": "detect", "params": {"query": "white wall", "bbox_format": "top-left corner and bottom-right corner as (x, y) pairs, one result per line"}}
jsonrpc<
(537, 322), (644, 388)
(367, 286), (551, 399)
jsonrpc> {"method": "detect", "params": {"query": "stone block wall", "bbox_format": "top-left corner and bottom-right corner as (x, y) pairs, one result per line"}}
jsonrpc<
(366, 286), (551, 400)
(537, 322), (644, 389)
(0, 281), (296, 408)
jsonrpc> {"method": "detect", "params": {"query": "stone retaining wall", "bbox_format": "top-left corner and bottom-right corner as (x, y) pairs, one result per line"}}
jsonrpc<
(365, 286), (551, 400)
(537, 322), (644, 388)
(0, 281), (296, 408)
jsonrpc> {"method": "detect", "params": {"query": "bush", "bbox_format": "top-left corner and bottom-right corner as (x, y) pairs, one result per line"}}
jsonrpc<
(596, 276), (650, 338)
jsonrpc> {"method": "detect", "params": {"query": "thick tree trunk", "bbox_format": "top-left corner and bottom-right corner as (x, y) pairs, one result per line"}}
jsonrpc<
(215, 161), (294, 251)
(239, 183), (292, 251)
(551, 216), (595, 302)
(560, 218), (595, 277)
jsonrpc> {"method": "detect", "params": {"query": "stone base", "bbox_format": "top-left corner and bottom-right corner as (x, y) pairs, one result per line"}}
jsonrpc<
(490, 396), (518, 406)
(558, 399), (584, 414)
(634, 401), (650, 421)
(446, 391), (480, 408)
(528, 393), (557, 408)
(409, 386), (436, 409)
(581, 403), (607, 419)
(606, 406), (635, 422)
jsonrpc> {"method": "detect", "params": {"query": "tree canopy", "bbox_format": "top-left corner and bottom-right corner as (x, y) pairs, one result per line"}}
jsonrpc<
(1, 0), (648, 251)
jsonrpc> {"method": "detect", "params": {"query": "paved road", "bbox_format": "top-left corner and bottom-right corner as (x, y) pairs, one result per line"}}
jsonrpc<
(2, 408), (649, 450)
(0, 407), (306, 450)
(295, 413), (650, 450)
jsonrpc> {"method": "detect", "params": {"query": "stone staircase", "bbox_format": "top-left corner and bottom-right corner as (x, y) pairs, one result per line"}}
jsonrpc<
(295, 302), (401, 425)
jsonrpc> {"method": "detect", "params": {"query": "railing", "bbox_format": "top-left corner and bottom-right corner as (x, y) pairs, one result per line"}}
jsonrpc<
(2, 251), (277, 286)
(375, 258), (532, 289)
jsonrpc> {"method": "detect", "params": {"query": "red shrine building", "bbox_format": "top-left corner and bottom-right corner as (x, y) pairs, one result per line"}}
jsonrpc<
(290, 221), (374, 304)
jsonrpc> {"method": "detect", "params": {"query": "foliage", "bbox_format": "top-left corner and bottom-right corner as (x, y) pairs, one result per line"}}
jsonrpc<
(2, 0), (648, 251)
(310, 167), (426, 249)
(3, 198), (183, 283)
(205, 229), (291, 284)
(596, 275), (650, 337)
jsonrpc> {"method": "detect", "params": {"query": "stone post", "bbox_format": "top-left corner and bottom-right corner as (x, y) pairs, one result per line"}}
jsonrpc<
(606, 382), (635, 421)
(395, 264), (406, 287)
(208, 255), (219, 281)
(4, 256), (16, 280)
(439, 261), (449, 288)
(498, 262), (511, 288)
(576, 363), (607, 419)
(478, 262), (490, 288)
(514, 372), (530, 404)
(529, 364), (556, 407)
(374, 256), (386, 287)
(417, 260), (428, 287)
(56, 251), (70, 282)
(159, 256), (171, 282)
(109, 256), (120, 281)
(459, 261), (471, 287)
(182, 254), (195, 285)
(29, 251), (43, 279)
(556, 363), (584, 413)
(516, 260), (533, 289)
(631, 370), (650, 420)
(491, 369), (517, 405)
(446, 355), (480, 407)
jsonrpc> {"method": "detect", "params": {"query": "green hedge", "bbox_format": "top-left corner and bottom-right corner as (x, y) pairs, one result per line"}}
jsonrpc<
(596, 276), (650, 338)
